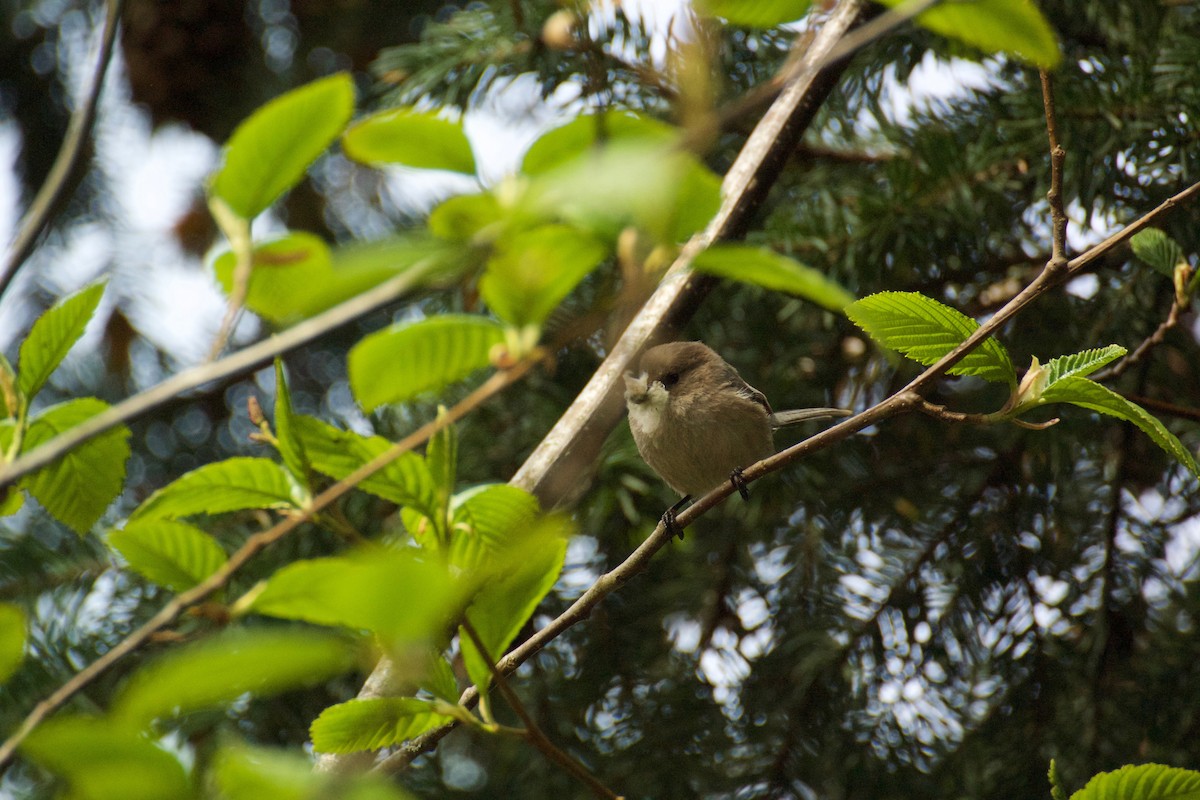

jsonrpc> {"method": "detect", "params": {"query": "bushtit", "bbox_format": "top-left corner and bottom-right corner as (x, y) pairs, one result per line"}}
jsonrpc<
(624, 341), (849, 535)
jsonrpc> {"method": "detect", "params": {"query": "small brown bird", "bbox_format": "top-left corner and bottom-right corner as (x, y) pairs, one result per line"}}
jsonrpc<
(624, 341), (849, 535)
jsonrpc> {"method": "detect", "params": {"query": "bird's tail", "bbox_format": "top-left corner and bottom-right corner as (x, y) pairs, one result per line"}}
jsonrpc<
(769, 407), (853, 428)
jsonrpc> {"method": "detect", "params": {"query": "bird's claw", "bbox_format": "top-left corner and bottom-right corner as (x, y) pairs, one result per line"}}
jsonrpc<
(661, 507), (685, 540)
(730, 468), (751, 502)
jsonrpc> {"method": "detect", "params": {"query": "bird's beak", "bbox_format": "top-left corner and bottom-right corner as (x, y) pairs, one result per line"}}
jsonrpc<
(624, 372), (650, 404)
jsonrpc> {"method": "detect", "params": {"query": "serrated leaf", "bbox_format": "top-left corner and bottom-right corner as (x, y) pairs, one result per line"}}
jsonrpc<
(247, 549), (462, 646)
(696, 0), (812, 27)
(692, 244), (855, 312)
(0, 603), (26, 684)
(108, 520), (227, 592)
(875, 0), (1060, 68)
(113, 628), (358, 728)
(1039, 377), (1200, 480)
(17, 282), (106, 401)
(449, 484), (540, 571)
(1070, 763), (1200, 800)
(130, 457), (305, 522)
(460, 515), (571, 692)
(420, 654), (459, 703)
(21, 716), (191, 800)
(272, 360), (309, 482)
(22, 398), (131, 534)
(310, 697), (454, 754)
(212, 743), (412, 800)
(846, 292), (1016, 386)
(290, 414), (436, 515)
(348, 315), (504, 411)
(426, 411), (457, 511)
(521, 112), (677, 176)
(480, 224), (607, 327)
(209, 73), (355, 220)
(1043, 345), (1126, 386)
(343, 107), (476, 174)
(1130, 228), (1183, 278)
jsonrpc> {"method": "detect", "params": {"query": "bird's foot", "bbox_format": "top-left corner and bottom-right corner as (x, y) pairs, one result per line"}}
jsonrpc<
(730, 468), (751, 502)
(662, 495), (691, 540)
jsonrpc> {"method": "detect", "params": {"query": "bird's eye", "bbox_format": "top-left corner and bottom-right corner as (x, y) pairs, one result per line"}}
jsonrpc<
(661, 372), (680, 388)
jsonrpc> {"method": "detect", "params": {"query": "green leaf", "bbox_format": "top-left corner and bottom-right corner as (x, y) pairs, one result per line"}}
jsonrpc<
(272, 360), (309, 482)
(427, 192), (505, 242)
(290, 414), (436, 514)
(1049, 759), (1069, 800)
(108, 520), (228, 592)
(875, 0), (1061, 68)
(209, 73), (355, 219)
(525, 138), (716, 243)
(212, 232), (453, 323)
(130, 457), (305, 522)
(480, 224), (607, 327)
(343, 107), (476, 174)
(348, 315), (504, 411)
(460, 515), (571, 692)
(310, 697), (454, 754)
(21, 716), (191, 800)
(692, 244), (855, 312)
(113, 628), (358, 727)
(1069, 763), (1200, 800)
(1043, 345), (1126, 386)
(521, 112), (677, 176)
(696, 0), (812, 27)
(212, 743), (414, 800)
(17, 282), (106, 401)
(845, 291), (1016, 386)
(1039, 377), (1200, 480)
(247, 549), (462, 646)
(22, 398), (131, 534)
(0, 603), (26, 684)
(449, 484), (540, 572)
(1130, 228), (1183, 278)
(420, 654), (460, 703)
(425, 411), (457, 535)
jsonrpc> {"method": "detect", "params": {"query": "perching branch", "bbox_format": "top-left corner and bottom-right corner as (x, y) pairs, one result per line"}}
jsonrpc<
(0, 0), (124, 298)
(375, 168), (1200, 780)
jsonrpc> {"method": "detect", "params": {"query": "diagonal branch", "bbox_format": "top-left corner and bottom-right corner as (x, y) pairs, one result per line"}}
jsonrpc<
(0, 0), (124, 298)
(0, 260), (445, 490)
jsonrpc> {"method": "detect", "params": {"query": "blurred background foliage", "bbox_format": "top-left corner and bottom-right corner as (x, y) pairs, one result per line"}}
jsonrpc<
(1, 0), (1199, 798)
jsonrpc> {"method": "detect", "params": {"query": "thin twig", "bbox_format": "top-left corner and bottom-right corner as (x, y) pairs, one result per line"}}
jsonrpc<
(1119, 393), (1200, 424)
(0, 0), (124, 298)
(1093, 299), (1186, 381)
(460, 620), (622, 800)
(0, 358), (539, 773)
(1040, 70), (1069, 265)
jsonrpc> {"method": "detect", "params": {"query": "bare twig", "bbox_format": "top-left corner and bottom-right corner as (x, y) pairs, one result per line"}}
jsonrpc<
(1040, 70), (1069, 265)
(1094, 299), (1187, 381)
(0, 358), (539, 772)
(460, 620), (622, 800)
(0, 0), (124, 297)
